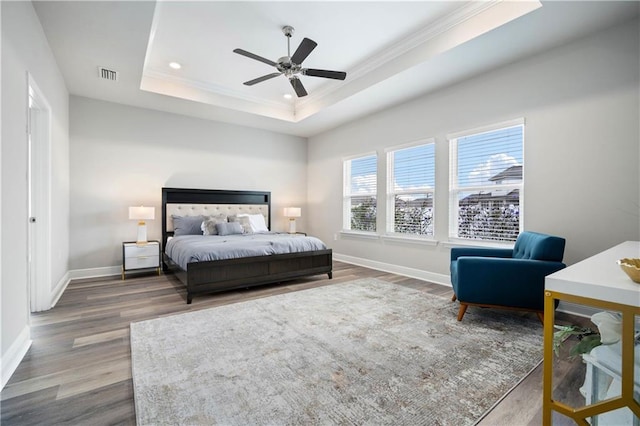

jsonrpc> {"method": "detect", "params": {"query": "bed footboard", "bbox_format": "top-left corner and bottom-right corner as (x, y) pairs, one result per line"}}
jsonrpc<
(166, 249), (332, 303)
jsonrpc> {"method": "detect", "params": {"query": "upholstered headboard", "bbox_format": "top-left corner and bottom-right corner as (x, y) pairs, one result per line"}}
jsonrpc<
(165, 204), (269, 232)
(161, 188), (271, 250)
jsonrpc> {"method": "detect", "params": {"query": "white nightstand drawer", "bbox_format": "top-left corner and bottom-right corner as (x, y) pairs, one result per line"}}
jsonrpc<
(125, 255), (159, 270)
(122, 241), (161, 280)
(124, 243), (158, 258)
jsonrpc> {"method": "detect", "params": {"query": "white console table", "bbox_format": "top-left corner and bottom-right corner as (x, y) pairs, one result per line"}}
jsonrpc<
(543, 241), (640, 425)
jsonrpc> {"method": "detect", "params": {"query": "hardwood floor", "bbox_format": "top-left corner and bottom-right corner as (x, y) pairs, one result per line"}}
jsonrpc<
(1, 261), (586, 425)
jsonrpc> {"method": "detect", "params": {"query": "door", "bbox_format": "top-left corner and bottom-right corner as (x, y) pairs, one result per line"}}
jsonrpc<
(27, 75), (52, 312)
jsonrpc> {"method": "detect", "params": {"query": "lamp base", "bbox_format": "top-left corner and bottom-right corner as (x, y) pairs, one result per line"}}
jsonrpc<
(136, 221), (148, 245)
(288, 218), (296, 234)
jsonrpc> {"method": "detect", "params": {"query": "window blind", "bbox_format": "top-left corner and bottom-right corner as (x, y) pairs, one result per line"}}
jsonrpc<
(387, 143), (435, 236)
(344, 154), (377, 232)
(450, 122), (524, 242)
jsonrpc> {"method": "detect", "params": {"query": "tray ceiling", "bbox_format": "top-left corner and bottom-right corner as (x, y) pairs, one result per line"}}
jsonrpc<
(33, 1), (639, 137)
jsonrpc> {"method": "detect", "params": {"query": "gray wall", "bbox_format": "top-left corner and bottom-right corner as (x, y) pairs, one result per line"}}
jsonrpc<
(1, 2), (69, 357)
(69, 97), (307, 270)
(307, 19), (640, 276)
(2, 2), (638, 388)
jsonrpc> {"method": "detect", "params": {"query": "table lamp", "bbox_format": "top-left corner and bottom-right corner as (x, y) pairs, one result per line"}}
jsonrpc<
(129, 206), (155, 244)
(283, 207), (301, 233)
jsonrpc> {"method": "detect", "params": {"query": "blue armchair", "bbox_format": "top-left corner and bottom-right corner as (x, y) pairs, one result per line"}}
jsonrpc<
(450, 231), (566, 322)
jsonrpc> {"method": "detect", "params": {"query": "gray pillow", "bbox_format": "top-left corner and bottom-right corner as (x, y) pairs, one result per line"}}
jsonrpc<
(228, 215), (253, 234)
(216, 222), (244, 236)
(201, 214), (228, 235)
(172, 215), (204, 236)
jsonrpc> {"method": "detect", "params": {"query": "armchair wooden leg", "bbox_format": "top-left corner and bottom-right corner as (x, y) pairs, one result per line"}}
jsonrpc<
(451, 294), (457, 302)
(457, 304), (468, 321)
(536, 312), (544, 324)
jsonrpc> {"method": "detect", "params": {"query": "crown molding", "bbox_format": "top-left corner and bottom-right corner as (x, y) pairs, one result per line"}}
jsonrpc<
(294, 0), (541, 121)
(296, 0), (505, 110)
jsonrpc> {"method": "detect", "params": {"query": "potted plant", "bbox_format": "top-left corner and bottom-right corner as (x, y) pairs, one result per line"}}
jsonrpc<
(553, 311), (623, 357)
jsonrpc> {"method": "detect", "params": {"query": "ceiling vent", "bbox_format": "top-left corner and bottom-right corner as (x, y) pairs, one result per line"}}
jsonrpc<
(98, 66), (118, 81)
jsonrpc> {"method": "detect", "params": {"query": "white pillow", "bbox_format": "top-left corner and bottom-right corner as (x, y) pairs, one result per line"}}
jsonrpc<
(237, 213), (269, 232)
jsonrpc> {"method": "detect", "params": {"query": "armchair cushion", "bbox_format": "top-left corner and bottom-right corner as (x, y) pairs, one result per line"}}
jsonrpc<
(512, 231), (565, 261)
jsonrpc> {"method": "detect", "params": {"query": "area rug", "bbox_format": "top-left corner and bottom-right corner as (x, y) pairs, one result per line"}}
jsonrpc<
(130, 278), (543, 425)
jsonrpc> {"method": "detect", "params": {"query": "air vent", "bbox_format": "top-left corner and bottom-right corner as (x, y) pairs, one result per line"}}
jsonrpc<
(98, 66), (118, 81)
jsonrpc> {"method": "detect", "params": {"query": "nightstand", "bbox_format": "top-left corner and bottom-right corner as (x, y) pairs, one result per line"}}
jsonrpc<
(122, 241), (161, 280)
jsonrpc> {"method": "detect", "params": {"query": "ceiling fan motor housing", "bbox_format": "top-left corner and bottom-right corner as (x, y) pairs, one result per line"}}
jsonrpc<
(277, 56), (292, 67)
(277, 56), (302, 78)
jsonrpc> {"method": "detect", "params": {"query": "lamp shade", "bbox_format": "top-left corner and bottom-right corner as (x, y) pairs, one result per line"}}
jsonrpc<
(283, 207), (301, 218)
(129, 206), (155, 221)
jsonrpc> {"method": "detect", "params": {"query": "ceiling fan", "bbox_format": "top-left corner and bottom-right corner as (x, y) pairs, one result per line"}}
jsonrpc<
(233, 26), (347, 98)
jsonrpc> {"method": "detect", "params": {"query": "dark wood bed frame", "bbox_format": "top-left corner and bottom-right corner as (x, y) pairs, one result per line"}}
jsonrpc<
(161, 187), (332, 304)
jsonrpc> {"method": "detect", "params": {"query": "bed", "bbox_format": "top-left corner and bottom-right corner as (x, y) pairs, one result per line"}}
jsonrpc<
(161, 187), (333, 303)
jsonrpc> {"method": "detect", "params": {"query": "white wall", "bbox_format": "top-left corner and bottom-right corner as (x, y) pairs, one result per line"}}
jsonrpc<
(308, 19), (640, 277)
(69, 97), (307, 271)
(1, 1), (69, 385)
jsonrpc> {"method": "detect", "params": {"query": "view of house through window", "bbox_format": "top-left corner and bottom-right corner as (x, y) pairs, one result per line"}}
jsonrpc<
(387, 142), (435, 236)
(343, 154), (377, 232)
(449, 120), (524, 242)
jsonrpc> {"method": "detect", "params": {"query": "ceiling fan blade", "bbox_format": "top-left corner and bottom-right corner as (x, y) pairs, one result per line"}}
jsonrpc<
(304, 69), (347, 80)
(233, 48), (277, 67)
(289, 77), (308, 97)
(243, 73), (282, 86)
(290, 38), (317, 65)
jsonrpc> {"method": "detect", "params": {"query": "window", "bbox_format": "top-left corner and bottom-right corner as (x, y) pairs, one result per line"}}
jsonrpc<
(386, 141), (435, 236)
(343, 154), (377, 232)
(449, 119), (524, 242)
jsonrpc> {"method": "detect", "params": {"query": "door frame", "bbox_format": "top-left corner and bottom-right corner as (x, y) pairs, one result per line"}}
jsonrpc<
(27, 73), (52, 313)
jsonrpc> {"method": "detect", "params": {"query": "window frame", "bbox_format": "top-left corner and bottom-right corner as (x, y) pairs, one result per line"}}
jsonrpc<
(447, 118), (525, 243)
(385, 139), (436, 239)
(342, 152), (378, 233)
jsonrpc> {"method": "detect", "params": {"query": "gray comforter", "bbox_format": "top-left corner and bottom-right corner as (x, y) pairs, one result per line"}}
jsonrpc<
(165, 233), (328, 270)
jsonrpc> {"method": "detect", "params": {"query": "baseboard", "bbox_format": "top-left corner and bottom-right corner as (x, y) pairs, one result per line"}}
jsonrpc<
(334, 253), (451, 287)
(68, 266), (121, 281)
(1, 325), (32, 390)
(50, 271), (71, 308)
